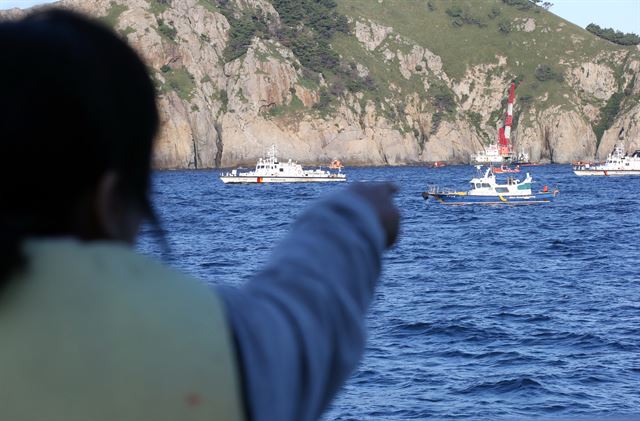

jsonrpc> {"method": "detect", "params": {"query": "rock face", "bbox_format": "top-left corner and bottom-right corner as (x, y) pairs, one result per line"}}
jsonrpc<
(599, 103), (640, 159)
(2, 0), (639, 167)
(354, 19), (393, 51)
(568, 62), (617, 101)
(514, 107), (597, 163)
(514, 17), (536, 33)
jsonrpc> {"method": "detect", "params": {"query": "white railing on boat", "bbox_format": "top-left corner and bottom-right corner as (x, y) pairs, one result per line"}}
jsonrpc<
(425, 184), (457, 195)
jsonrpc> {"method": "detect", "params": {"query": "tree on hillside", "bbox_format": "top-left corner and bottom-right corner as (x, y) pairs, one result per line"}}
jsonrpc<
(535, 64), (564, 82)
(503, 0), (553, 10)
(530, 0), (553, 9)
(586, 23), (640, 46)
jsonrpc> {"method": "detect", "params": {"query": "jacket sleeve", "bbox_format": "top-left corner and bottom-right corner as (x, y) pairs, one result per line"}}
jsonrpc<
(217, 189), (386, 421)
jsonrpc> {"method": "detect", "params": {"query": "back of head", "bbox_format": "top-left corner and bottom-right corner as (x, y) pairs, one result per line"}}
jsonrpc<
(0, 9), (159, 283)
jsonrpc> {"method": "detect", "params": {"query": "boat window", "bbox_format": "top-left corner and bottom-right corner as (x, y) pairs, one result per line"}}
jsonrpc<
(475, 183), (482, 189)
(495, 187), (509, 193)
(280, 168), (284, 171)
(481, 183), (491, 188)
(470, 183), (476, 189)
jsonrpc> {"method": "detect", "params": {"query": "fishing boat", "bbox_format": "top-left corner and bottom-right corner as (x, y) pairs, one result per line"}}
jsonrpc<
(220, 145), (347, 183)
(422, 166), (558, 205)
(573, 144), (640, 176)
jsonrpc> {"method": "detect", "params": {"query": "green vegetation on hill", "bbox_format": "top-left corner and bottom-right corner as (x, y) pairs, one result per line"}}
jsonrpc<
(156, 18), (177, 42)
(148, 0), (170, 15)
(336, 0), (632, 109)
(534, 64), (563, 82)
(158, 66), (196, 101)
(429, 81), (457, 133)
(445, 5), (487, 28)
(502, 0), (553, 11)
(502, 0), (534, 10)
(197, 0), (219, 14)
(593, 92), (623, 145)
(100, 2), (127, 28)
(592, 58), (637, 146)
(215, 0), (376, 112)
(149, 0), (637, 138)
(586, 24), (640, 46)
(216, 0), (349, 69)
(272, 0), (347, 73)
(152, 0), (634, 128)
(212, 0), (271, 62)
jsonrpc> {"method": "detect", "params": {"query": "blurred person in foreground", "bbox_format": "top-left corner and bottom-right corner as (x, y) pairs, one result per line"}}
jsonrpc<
(0, 9), (399, 421)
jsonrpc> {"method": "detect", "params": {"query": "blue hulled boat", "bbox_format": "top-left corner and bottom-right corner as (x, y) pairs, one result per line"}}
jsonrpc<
(422, 166), (558, 205)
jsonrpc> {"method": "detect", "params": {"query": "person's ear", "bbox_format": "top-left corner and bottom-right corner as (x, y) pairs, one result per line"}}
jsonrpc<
(95, 171), (142, 244)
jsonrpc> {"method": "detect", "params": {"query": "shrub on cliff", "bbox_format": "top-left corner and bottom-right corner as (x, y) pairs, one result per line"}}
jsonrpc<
(502, 0), (533, 10)
(498, 19), (511, 34)
(535, 64), (564, 82)
(429, 82), (456, 114)
(445, 5), (486, 28)
(100, 2), (127, 28)
(272, 0), (348, 74)
(593, 92), (624, 144)
(156, 18), (177, 42)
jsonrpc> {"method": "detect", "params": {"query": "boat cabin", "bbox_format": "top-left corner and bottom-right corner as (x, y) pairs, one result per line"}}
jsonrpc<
(467, 166), (533, 196)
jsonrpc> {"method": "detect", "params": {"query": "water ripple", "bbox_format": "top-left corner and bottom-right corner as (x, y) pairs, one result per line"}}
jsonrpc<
(138, 165), (640, 419)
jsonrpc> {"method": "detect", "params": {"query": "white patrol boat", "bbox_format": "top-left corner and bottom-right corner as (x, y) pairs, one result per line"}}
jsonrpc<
(573, 144), (640, 176)
(422, 166), (558, 205)
(220, 145), (347, 184)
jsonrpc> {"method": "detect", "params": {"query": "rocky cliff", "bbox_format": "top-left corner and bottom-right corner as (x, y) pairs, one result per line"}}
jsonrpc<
(2, 0), (639, 167)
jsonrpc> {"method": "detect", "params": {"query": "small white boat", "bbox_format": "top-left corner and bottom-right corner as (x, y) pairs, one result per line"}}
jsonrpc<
(512, 150), (533, 165)
(573, 144), (640, 176)
(220, 145), (347, 184)
(422, 166), (558, 205)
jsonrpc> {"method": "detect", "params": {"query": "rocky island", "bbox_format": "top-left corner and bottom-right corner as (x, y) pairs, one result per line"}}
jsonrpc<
(3, 0), (639, 168)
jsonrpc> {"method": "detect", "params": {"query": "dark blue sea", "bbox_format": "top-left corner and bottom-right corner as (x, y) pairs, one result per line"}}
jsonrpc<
(138, 165), (640, 419)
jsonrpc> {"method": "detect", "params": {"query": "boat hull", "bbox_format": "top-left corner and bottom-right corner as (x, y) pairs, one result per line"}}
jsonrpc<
(573, 169), (640, 176)
(221, 175), (347, 184)
(422, 191), (557, 205)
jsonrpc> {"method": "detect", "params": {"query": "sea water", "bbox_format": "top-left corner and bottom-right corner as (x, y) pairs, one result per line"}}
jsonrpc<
(138, 165), (640, 419)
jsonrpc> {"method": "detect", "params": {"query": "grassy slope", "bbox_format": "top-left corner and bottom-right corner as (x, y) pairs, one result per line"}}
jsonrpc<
(335, 0), (635, 109)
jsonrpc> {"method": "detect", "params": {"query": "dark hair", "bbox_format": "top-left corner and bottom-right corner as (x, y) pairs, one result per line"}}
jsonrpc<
(0, 9), (159, 282)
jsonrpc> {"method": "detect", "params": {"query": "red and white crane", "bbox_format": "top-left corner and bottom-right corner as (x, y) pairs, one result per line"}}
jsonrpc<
(498, 82), (515, 158)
